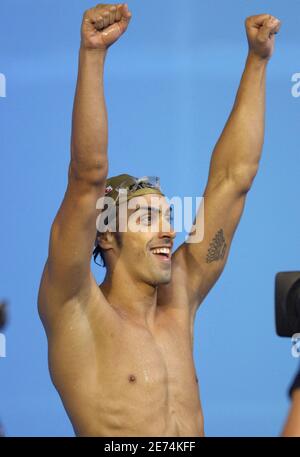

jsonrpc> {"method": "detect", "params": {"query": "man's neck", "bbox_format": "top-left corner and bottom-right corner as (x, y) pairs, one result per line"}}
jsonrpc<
(99, 272), (158, 329)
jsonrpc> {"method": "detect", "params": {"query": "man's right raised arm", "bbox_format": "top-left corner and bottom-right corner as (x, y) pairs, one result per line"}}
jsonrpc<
(38, 4), (132, 307)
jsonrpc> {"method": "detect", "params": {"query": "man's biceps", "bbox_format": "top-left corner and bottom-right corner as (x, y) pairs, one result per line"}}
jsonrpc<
(185, 230), (230, 286)
(203, 196), (246, 253)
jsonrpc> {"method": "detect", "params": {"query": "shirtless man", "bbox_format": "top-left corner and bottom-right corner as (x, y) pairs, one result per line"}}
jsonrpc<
(38, 4), (281, 436)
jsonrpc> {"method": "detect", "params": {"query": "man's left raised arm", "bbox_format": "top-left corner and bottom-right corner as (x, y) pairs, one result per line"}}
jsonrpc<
(171, 14), (281, 315)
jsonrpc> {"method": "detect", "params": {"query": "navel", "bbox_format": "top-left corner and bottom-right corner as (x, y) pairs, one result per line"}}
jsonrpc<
(195, 375), (199, 384)
(128, 374), (137, 383)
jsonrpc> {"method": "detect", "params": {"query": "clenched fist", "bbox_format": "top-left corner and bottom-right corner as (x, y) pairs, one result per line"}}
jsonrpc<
(81, 3), (132, 51)
(245, 14), (281, 60)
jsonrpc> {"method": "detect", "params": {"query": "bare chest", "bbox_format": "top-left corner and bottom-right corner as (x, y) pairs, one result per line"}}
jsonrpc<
(49, 307), (203, 436)
(90, 315), (202, 426)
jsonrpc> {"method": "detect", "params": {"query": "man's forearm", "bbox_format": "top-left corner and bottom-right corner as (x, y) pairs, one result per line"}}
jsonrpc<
(70, 48), (108, 183)
(208, 52), (268, 192)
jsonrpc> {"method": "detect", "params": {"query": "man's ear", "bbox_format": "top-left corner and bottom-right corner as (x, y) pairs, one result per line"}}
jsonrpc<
(97, 230), (115, 251)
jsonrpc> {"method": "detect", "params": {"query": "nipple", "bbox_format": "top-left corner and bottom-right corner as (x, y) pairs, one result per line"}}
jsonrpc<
(128, 374), (136, 383)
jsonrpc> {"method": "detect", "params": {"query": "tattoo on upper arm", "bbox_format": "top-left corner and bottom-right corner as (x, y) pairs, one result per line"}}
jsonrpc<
(206, 229), (227, 263)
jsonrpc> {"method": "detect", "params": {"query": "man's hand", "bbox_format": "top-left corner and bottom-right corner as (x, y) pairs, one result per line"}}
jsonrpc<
(81, 3), (132, 51)
(245, 14), (281, 60)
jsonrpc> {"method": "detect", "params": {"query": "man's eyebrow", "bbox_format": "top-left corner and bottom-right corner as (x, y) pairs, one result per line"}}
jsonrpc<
(131, 206), (172, 214)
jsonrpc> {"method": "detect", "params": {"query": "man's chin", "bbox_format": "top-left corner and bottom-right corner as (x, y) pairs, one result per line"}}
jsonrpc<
(153, 272), (172, 286)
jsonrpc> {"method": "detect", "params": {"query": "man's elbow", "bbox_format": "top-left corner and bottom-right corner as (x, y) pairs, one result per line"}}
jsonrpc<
(69, 159), (108, 187)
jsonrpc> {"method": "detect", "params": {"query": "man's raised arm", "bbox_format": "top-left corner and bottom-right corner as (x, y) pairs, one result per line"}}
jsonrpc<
(171, 15), (281, 315)
(38, 4), (132, 309)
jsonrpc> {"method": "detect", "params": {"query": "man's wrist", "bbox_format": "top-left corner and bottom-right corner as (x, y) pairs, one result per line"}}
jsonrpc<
(247, 50), (270, 67)
(79, 46), (108, 62)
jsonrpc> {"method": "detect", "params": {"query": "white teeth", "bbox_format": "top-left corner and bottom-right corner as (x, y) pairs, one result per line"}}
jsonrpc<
(151, 248), (170, 256)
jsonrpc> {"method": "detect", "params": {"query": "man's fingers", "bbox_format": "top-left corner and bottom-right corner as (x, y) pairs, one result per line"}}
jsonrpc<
(108, 5), (117, 25)
(117, 15), (131, 35)
(246, 13), (274, 28)
(121, 3), (132, 20)
(268, 16), (281, 32)
(81, 3), (132, 50)
(101, 10), (110, 28)
(100, 19), (129, 45)
(258, 17), (281, 41)
(104, 4), (130, 34)
(95, 15), (104, 30)
(96, 4), (131, 39)
(246, 13), (281, 32)
(271, 19), (281, 35)
(92, 4), (131, 31)
(115, 4), (123, 21)
(257, 20), (273, 42)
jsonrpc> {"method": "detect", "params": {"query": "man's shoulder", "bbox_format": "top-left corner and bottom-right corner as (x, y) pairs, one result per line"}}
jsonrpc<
(38, 273), (119, 335)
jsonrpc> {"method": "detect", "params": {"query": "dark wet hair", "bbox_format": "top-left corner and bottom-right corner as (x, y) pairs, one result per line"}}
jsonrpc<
(93, 235), (106, 268)
(93, 207), (113, 268)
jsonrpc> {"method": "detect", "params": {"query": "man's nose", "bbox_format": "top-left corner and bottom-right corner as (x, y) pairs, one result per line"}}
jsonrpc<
(158, 219), (176, 240)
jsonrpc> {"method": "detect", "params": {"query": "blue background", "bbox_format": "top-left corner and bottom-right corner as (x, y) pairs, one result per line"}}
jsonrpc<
(0, 0), (300, 436)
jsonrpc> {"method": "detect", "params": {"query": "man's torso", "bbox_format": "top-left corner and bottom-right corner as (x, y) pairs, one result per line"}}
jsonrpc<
(43, 288), (204, 437)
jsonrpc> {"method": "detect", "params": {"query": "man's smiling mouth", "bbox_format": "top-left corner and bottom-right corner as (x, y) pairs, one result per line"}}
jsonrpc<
(150, 247), (171, 262)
